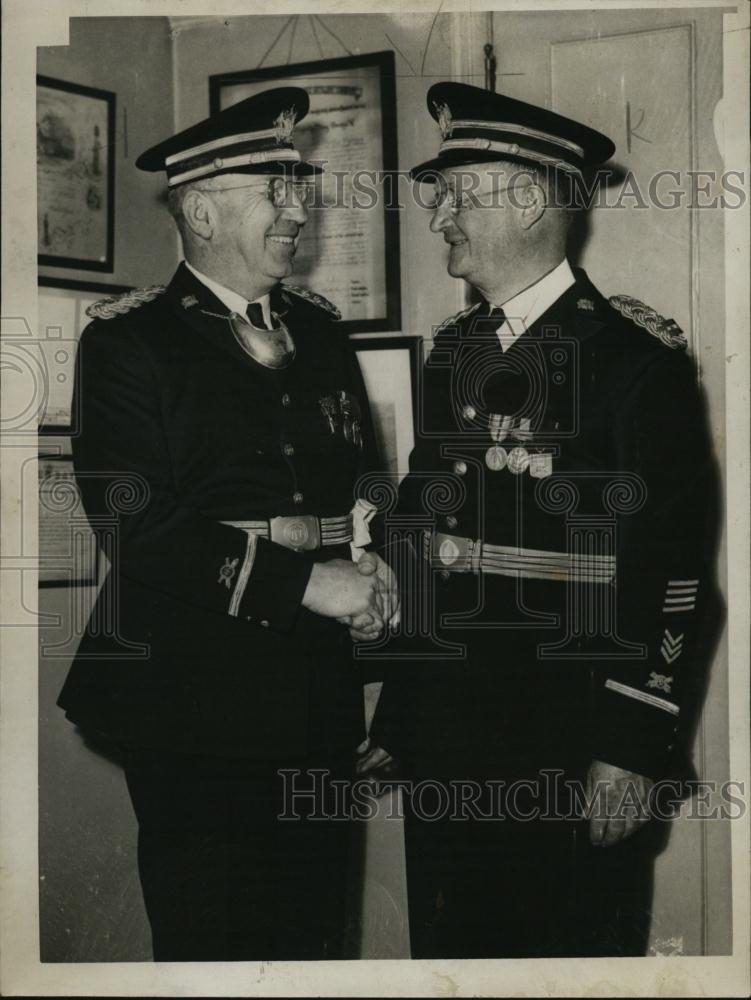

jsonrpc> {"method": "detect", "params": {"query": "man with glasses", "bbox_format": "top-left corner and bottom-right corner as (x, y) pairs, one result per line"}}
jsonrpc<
(57, 87), (396, 960)
(364, 83), (716, 957)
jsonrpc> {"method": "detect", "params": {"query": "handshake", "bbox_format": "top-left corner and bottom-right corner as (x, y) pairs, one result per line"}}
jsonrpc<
(301, 552), (400, 642)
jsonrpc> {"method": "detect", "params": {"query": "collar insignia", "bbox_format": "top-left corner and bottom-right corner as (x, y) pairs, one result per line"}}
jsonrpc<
(577, 298), (595, 312)
(181, 295), (198, 309)
(273, 107), (297, 145)
(434, 102), (453, 140)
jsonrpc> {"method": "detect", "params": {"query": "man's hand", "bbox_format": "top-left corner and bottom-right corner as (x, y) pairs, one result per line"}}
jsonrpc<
(586, 759), (654, 847)
(302, 558), (384, 625)
(339, 552), (400, 641)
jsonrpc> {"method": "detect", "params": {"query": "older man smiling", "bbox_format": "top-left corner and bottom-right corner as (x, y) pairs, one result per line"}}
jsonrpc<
(57, 87), (394, 961)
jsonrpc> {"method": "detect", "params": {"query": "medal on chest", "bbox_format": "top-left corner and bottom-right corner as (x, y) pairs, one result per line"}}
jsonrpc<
(485, 413), (552, 477)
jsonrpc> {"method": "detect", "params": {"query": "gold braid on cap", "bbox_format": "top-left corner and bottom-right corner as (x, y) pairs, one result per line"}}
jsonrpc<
(608, 294), (687, 350)
(86, 285), (167, 320)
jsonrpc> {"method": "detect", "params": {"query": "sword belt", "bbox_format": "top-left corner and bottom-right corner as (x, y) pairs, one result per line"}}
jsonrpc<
(424, 530), (615, 583)
(221, 514), (353, 552)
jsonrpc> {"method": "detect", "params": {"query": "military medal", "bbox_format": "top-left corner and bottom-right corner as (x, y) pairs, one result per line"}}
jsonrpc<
(529, 452), (553, 478)
(338, 390), (363, 449)
(485, 445), (508, 471)
(516, 417), (533, 442)
(489, 413), (513, 443)
(318, 395), (339, 433)
(507, 446), (530, 474)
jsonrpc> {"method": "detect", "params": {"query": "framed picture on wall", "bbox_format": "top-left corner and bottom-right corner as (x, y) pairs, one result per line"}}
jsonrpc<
(354, 336), (420, 477)
(37, 277), (129, 434)
(38, 453), (98, 587)
(37, 75), (116, 272)
(209, 51), (401, 335)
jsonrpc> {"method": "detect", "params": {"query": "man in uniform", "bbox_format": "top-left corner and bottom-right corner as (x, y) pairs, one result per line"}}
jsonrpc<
(57, 88), (395, 961)
(364, 83), (718, 957)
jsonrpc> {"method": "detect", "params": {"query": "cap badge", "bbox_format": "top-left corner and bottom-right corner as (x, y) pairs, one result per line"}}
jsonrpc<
(577, 298), (595, 312)
(181, 295), (198, 310)
(273, 107), (297, 145)
(433, 102), (453, 140)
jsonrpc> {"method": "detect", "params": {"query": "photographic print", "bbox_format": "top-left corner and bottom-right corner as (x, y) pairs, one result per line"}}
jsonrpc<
(1, 4), (748, 999)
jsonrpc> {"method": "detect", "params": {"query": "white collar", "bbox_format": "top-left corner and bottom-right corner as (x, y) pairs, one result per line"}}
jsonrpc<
(493, 258), (575, 352)
(185, 260), (272, 328)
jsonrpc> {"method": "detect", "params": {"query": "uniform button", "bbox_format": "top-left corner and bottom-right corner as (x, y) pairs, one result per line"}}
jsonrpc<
(292, 491), (304, 504)
(439, 570), (451, 582)
(283, 443), (295, 456)
(213, 157), (224, 168)
(260, 620), (270, 628)
(445, 515), (458, 530)
(281, 393), (291, 407)
(453, 460), (468, 476)
(462, 404), (476, 421)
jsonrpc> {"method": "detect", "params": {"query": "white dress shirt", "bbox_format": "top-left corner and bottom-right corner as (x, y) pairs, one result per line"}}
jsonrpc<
(493, 258), (576, 352)
(185, 260), (272, 328)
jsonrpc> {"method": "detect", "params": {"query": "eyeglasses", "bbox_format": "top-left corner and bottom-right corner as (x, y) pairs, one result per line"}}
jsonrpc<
(199, 177), (315, 208)
(428, 181), (532, 215)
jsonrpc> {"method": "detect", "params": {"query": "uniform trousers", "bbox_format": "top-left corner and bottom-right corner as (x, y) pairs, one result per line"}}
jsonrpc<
(401, 767), (656, 959)
(122, 748), (353, 961)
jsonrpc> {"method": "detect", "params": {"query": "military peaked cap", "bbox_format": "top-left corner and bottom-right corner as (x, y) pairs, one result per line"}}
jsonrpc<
(136, 87), (321, 187)
(410, 82), (615, 180)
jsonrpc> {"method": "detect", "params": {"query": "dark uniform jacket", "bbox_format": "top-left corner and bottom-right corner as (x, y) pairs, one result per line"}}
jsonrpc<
(372, 268), (718, 781)
(57, 263), (377, 760)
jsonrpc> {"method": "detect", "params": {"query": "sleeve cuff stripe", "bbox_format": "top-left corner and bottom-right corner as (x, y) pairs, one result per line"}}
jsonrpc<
(228, 533), (258, 617)
(604, 679), (680, 716)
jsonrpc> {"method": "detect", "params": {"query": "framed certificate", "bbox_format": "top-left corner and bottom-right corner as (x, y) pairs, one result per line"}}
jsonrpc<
(37, 76), (115, 272)
(210, 51), (401, 335)
(354, 336), (420, 478)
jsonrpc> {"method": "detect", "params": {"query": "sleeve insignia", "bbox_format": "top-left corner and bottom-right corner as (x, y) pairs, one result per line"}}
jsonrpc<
(85, 284), (167, 320)
(608, 294), (687, 350)
(282, 284), (341, 320)
(646, 671), (673, 694)
(218, 556), (239, 589)
(660, 628), (684, 664)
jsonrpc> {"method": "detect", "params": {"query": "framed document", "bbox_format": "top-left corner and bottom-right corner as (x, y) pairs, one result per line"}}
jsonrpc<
(37, 277), (129, 434)
(37, 76), (115, 272)
(210, 52), (401, 334)
(38, 454), (98, 587)
(354, 336), (420, 477)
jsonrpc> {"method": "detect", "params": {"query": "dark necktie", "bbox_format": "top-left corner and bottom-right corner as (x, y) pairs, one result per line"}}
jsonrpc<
(488, 305), (506, 325)
(246, 301), (269, 330)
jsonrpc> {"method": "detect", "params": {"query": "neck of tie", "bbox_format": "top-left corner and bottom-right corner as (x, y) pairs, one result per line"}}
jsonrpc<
(246, 301), (269, 330)
(488, 304), (506, 325)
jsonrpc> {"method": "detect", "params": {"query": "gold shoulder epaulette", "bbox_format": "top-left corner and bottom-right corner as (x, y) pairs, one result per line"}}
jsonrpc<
(433, 301), (481, 336)
(85, 285), (167, 320)
(282, 284), (341, 321)
(608, 294), (687, 350)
